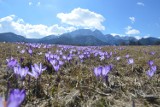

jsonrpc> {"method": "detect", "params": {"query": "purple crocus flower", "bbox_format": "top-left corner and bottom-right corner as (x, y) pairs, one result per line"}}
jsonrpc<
(62, 55), (67, 60)
(50, 59), (57, 66)
(146, 65), (157, 77)
(58, 61), (64, 66)
(28, 49), (33, 55)
(53, 65), (60, 72)
(94, 66), (102, 76)
(34, 63), (46, 75)
(127, 58), (134, 64)
(7, 89), (26, 107)
(151, 65), (157, 72)
(45, 53), (50, 61)
(6, 58), (18, 68)
(125, 54), (130, 58)
(79, 54), (84, 59)
(110, 52), (112, 56)
(67, 56), (72, 61)
(14, 66), (20, 75)
(14, 66), (29, 79)
(150, 51), (155, 55)
(20, 67), (29, 78)
(100, 55), (105, 61)
(102, 65), (111, 76)
(20, 49), (25, 54)
(148, 60), (154, 66)
(28, 67), (39, 79)
(28, 63), (46, 79)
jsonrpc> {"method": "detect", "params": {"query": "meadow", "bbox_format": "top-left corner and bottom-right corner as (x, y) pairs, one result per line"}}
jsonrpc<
(0, 42), (160, 107)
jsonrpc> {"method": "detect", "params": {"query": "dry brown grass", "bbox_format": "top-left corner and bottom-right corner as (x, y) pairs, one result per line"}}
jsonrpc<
(0, 43), (160, 107)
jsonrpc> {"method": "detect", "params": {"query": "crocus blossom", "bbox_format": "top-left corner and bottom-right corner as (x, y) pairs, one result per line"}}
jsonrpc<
(7, 89), (26, 107)
(14, 66), (29, 78)
(147, 65), (157, 77)
(6, 58), (18, 68)
(28, 49), (33, 55)
(148, 60), (154, 66)
(0, 89), (26, 107)
(150, 51), (155, 55)
(28, 63), (46, 79)
(127, 58), (134, 64)
(33, 63), (46, 75)
(50, 59), (57, 66)
(100, 55), (105, 61)
(20, 49), (25, 54)
(94, 66), (102, 77)
(94, 65), (112, 77)
(125, 54), (130, 58)
(53, 65), (60, 72)
(102, 65), (111, 76)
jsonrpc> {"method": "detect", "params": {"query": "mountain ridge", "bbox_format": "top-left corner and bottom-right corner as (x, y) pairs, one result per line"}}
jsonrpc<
(0, 29), (160, 45)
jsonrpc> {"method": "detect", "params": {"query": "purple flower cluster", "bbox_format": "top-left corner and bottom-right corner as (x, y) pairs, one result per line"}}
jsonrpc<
(94, 65), (113, 77)
(146, 60), (157, 77)
(12, 62), (46, 79)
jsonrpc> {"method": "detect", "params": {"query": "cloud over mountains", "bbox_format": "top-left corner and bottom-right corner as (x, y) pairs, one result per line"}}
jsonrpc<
(0, 8), (106, 38)
(0, 15), (76, 38)
(57, 8), (105, 30)
(125, 26), (140, 35)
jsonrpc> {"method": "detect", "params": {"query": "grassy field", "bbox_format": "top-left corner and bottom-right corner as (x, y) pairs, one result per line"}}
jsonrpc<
(0, 43), (160, 107)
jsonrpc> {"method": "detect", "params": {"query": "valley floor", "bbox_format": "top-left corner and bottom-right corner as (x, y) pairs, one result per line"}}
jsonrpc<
(0, 43), (160, 107)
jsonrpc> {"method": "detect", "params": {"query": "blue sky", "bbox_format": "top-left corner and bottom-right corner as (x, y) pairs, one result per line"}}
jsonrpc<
(0, 0), (160, 38)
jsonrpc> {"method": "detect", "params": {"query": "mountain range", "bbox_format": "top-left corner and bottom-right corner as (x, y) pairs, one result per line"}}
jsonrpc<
(0, 29), (160, 46)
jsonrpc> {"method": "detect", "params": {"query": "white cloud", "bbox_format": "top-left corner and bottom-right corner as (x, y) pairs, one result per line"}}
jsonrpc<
(143, 36), (150, 38)
(137, 2), (145, 6)
(111, 33), (125, 37)
(134, 36), (142, 40)
(143, 34), (151, 38)
(0, 15), (15, 22)
(0, 15), (76, 38)
(132, 34), (153, 40)
(57, 7), (105, 30)
(125, 26), (140, 35)
(28, 2), (41, 7)
(37, 2), (41, 6)
(129, 17), (135, 24)
(29, 2), (33, 6)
